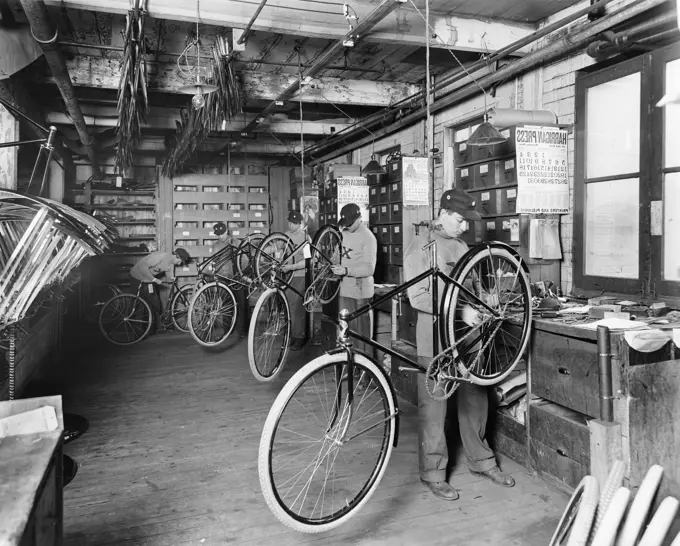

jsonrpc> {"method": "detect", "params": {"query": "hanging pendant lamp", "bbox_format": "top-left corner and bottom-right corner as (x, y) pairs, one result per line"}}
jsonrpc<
(362, 153), (386, 175)
(467, 112), (507, 147)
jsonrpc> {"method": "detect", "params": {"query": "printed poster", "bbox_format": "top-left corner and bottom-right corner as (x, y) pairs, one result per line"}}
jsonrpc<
(515, 126), (570, 214)
(402, 156), (430, 206)
(336, 177), (369, 223)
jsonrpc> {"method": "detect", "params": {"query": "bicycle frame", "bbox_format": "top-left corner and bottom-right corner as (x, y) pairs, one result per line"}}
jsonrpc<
(329, 241), (501, 415)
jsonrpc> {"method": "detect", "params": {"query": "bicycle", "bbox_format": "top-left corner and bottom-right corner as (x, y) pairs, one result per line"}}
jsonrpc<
(99, 277), (194, 346)
(247, 225), (342, 382)
(187, 233), (266, 347)
(256, 240), (532, 532)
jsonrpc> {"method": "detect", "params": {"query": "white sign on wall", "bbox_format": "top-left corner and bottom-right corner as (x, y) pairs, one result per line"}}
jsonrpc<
(337, 177), (370, 222)
(515, 125), (570, 214)
(402, 156), (430, 206)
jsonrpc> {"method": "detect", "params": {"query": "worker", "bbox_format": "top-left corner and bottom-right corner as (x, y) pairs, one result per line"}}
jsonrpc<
(279, 211), (311, 350)
(404, 187), (515, 501)
(330, 203), (377, 359)
(212, 222), (249, 338)
(129, 247), (191, 332)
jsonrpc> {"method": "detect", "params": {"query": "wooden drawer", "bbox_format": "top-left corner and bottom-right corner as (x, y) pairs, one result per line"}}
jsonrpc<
(369, 185), (381, 205)
(497, 217), (520, 245)
(500, 188), (517, 214)
(388, 202), (403, 223)
(453, 141), (472, 165)
(499, 159), (517, 185)
(474, 161), (497, 189)
(488, 410), (527, 464)
(378, 184), (390, 204)
(478, 189), (498, 216)
(484, 219), (497, 241)
(390, 244), (403, 266)
(390, 223), (403, 245)
(369, 205), (380, 224)
(456, 167), (472, 190)
(388, 181), (402, 203)
(531, 330), (600, 418)
(378, 224), (390, 243)
(530, 399), (591, 490)
(387, 158), (402, 182)
(370, 225), (381, 242)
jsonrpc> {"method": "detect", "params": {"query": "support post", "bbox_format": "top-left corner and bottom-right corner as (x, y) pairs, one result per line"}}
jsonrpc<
(589, 419), (623, 486)
(0, 101), (19, 190)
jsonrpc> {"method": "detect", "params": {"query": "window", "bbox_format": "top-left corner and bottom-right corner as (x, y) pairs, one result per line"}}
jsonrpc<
(574, 43), (680, 299)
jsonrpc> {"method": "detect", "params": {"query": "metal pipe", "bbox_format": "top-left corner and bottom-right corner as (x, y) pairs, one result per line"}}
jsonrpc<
(597, 325), (614, 422)
(310, 0), (672, 163)
(237, 0), (269, 45)
(304, 0), (620, 159)
(19, 0), (99, 174)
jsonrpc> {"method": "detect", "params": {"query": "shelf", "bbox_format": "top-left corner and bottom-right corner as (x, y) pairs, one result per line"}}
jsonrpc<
(466, 182), (518, 192)
(114, 220), (156, 226)
(116, 235), (156, 241)
(456, 153), (516, 170)
(69, 188), (155, 196)
(100, 252), (148, 257)
(93, 205), (156, 211)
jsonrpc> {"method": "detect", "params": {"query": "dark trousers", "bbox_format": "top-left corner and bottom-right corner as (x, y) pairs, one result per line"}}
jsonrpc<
(286, 276), (306, 340)
(416, 311), (496, 483)
(339, 296), (374, 360)
(235, 287), (248, 335)
(130, 277), (162, 329)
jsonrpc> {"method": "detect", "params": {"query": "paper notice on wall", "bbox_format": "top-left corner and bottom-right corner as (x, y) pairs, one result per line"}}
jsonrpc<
(528, 217), (562, 260)
(337, 177), (370, 223)
(515, 126), (570, 214)
(402, 156), (430, 206)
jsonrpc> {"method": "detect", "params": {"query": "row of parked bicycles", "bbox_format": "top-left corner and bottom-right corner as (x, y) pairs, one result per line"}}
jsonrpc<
(89, 225), (343, 383)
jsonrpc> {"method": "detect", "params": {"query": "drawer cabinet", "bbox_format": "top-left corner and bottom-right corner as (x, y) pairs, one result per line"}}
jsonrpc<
(530, 400), (591, 490)
(478, 189), (497, 216)
(456, 167), (472, 190)
(474, 161), (497, 189)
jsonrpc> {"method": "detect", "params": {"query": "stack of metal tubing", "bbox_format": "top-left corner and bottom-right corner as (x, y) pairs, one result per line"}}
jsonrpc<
(0, 190), (116, 327)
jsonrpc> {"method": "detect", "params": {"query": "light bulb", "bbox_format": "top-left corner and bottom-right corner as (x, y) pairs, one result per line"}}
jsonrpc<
(192, 91), (205, 110)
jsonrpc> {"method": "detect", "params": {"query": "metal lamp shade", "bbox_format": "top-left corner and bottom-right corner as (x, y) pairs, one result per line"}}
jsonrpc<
(178, 82), (219, 95)
(362, 157), (386, 175)
(467, 121), (507, 147)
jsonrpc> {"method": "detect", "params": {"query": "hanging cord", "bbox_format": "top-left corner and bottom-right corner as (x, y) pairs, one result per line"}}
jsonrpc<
(425, 0), (434, 218)
(298, 51), (305, 217)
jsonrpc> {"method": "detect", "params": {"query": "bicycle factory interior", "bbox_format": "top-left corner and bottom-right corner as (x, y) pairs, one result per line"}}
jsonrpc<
(2, 0), (680, 544)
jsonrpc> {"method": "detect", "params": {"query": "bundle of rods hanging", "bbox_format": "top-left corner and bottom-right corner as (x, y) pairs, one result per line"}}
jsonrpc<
(115, 0), (149, 175)
(161, 48), (242, 179)
(0, 191), (117, 327)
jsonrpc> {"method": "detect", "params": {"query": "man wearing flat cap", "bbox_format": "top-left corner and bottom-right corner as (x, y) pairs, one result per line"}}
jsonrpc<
(404, 187), (515, 501)
(279, 210), (311, 350)
(330, 203), (377, 359)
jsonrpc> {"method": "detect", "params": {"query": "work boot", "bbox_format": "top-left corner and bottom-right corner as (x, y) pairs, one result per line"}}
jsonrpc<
(421, 479), (459, 501)
(470, 466), (515, 488)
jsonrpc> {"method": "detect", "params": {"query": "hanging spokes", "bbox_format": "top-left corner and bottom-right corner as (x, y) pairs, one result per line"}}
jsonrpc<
(307, 226), (342, 307)
(255, 233), (294, 289)
(267, 361), (392, 524)
(447, 246), (531, 384)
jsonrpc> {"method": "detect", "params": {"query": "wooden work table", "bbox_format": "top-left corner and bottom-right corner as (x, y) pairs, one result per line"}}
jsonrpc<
(0, 397), (64, 546)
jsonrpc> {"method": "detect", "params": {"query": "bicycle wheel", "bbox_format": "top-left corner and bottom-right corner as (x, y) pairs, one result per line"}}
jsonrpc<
(236, 233), (266, 279)
(188, 281), (238, 347)
(83, 283), (121, 323)
(248, 288), (291, 382)
(259, 351), (397, 533)
(445, 245), (532, 386)
(307, 225), (342, 306)
(617, 464), (664, 546)
(99, 294), (153, 346)
(255, 232), (294, 289)
(589, 487), (630, 546)
(638, 497), (680, 546)
(169, 284), (194, 333)
(549, 475), (600, 546)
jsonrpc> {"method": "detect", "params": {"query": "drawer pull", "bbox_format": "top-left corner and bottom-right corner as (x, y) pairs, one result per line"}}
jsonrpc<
(556, 448), (568, 457)
(558, 367), (571, 376)
(409, 322), (416, 327)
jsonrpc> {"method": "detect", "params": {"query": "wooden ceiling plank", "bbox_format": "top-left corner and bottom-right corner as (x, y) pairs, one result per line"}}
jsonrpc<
(49, 54), (419, 107)
(45, 0), (536, 53)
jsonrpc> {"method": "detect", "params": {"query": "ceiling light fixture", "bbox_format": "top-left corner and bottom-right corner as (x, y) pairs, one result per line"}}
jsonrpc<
(467, 111), (508, 147)
(177, 0), (217, 110)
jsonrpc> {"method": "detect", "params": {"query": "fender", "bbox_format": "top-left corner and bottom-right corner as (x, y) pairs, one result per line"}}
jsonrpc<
(326, 347), (401, 448)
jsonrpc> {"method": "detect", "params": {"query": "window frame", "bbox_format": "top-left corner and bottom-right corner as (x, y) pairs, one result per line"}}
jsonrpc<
(573, 42), (680, 301)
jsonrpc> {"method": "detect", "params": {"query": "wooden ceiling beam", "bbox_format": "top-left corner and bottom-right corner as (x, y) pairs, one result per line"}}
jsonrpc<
(43, 55), (419, 107)
(45, 106), (356, 135)
(44, 0), (535, 54)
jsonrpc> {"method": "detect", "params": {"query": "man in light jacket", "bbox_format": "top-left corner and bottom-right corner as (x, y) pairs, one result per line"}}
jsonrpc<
(331, 203), (377, 359)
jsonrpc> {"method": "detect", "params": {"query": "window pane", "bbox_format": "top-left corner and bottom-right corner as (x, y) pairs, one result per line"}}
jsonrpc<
(585, 178), (639, 278)
(664, 172), (680, 281)
(586, 73), (641, 178)
(664, 58), (680, 169)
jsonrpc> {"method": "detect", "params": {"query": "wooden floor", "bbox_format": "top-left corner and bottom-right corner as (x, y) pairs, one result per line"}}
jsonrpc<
(53, 328), (569, 546)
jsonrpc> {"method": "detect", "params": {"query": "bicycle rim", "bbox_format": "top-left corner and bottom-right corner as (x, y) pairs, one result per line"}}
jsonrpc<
(170, 285), (194, 333)
(309, 225), (342, 305)
(188, 282), (238, 347)
(248, 288), (291, 382)
(99, 294), (152, 346)
(255, 233), (294, 289)
(236, 233), (266, 279)
(259, 352), (396, 533)
(445, 245), (532, 386)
